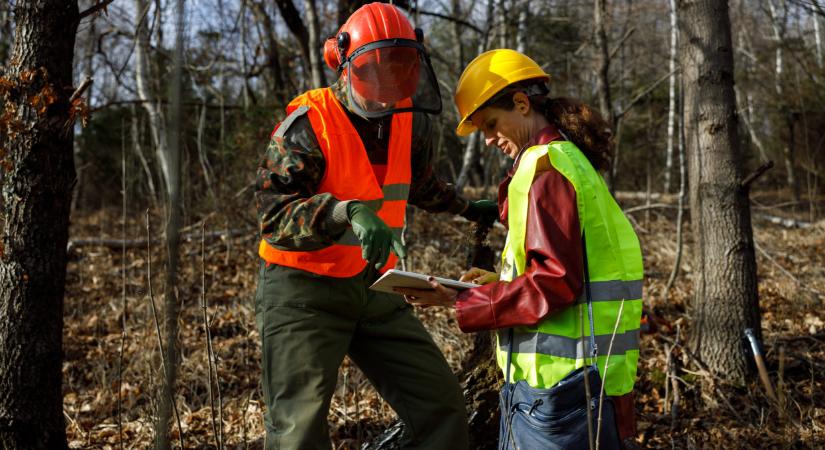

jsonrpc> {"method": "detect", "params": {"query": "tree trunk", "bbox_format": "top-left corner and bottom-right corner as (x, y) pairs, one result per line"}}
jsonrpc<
(455, 0), (496, 193)
(0, 1), (12, 66)
(594, 0), (618, 189)
(0, 1), (79, 448)
(677, 0), (761, 384)
(815, 12), (823, 69)
(250, 0), (289, 104)
(664, 0), (678, 193)
(134, 0), (172, 197)
(275, 0), (320, 90)
(303, 0), (326, 88)
(155, 0), (185, 447)
(767, 0), (800, 201)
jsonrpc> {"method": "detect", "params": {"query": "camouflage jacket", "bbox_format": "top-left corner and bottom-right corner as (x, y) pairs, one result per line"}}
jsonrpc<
(255, 81), (468, 251)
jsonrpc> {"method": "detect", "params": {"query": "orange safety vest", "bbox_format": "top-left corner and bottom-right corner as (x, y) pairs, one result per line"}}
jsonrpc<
(258, 88), (412, 278)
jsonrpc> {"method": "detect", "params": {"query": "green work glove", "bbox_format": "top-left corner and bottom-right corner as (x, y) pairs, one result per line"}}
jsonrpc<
(347, 201), (407, 269)
(461, 199), (499, 225)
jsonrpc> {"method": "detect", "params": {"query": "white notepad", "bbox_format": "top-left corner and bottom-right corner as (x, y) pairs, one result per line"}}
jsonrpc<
(369, 269), (479, 294)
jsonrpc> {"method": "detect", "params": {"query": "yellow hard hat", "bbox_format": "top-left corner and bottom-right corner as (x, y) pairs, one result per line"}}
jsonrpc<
(454, 49), (550, 136)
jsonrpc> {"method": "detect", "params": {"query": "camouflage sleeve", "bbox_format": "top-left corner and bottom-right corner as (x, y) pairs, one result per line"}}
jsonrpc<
(408, 112), (469, 215)
(255, 114), (351, 251)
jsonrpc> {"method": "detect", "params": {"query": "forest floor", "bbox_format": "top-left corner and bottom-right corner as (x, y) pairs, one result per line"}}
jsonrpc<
(62, 189), (824, 449)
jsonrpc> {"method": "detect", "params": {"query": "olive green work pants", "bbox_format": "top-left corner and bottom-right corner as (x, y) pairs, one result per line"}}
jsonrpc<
(254, 262), (469, 450)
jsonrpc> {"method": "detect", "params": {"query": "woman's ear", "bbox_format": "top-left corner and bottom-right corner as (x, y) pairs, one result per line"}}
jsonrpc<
(512, 91), (531, 115)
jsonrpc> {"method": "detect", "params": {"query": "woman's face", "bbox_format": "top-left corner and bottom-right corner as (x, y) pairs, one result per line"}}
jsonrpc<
(470, 94), (533, 159)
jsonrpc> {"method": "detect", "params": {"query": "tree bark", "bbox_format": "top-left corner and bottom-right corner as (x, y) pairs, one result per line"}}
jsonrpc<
(0, 1), (79, 448)
(303, 0), (326, 88)
(456, 0), (496, 193)
(155, 0), (185, 447)
(594, 0), (618, 189)
(134, 0), (172, 197)
(677, 0), (761, 384)
(664, 0), (678, 193)
(250, 0), (290, 104)
(275, 0), (325, 89)
(767, 0), (800, 201)
(0, 1), (12, 66)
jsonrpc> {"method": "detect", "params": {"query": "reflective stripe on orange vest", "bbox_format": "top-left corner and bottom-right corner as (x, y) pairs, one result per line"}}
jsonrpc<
(258, 88), (413, 278)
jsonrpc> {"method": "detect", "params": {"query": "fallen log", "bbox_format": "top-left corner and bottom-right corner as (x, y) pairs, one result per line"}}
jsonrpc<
(66, 228), (254, 252)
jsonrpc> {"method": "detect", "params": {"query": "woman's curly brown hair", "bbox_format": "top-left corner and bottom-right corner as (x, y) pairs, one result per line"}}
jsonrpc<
(483, 81), (615, 172)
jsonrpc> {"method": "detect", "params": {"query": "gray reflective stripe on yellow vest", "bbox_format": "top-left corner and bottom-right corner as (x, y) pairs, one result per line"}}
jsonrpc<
(576, 279), (642, 303)
(499, 328), (640, 359)
(274, 105), (309, 138)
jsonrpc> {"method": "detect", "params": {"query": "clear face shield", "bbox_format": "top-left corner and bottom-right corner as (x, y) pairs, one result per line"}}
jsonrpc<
(342, 39), (442, 119)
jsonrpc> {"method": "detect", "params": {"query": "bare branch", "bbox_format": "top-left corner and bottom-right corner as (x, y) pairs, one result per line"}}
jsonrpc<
(615, 69), (678, 121)
(79, 0), (117, 20)
(69, 76), (94, 103)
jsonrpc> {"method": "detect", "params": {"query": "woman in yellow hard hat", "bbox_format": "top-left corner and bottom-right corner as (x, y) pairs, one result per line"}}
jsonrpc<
(396, 49), (644, 450)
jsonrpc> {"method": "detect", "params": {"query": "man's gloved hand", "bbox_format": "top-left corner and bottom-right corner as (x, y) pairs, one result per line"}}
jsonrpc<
(348, 201), (407, 269)
(461, 199), (499, 225)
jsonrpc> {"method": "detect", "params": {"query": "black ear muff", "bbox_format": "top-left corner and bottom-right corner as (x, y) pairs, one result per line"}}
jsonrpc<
(414, 28), (424, 43)
(337, 31), (350, 64)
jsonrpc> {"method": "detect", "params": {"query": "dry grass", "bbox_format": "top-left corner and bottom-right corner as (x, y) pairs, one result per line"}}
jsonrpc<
(62, 192), (824, 449)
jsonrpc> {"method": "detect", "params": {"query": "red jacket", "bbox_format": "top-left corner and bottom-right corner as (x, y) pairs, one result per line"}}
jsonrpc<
(455, 125), (583, 332)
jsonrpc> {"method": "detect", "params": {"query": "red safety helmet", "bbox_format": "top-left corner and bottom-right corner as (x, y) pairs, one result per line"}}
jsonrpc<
(323, 2), (441, 118)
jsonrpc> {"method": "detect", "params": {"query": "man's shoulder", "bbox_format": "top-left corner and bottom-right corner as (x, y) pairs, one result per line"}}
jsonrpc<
(273, 111), (320, 155)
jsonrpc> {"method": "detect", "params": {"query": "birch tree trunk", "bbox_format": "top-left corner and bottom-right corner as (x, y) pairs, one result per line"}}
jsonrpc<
(134, 0), (172, 197)
(815, 13), (823, 69)
(0, 0), (79, 448)
(664, 0), (678, 193)
(767, 0), (800, 201)
(678, 0), (761, 384)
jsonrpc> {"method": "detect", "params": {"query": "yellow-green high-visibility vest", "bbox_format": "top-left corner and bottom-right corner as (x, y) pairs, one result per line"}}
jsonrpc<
(498, 140), (643, 395)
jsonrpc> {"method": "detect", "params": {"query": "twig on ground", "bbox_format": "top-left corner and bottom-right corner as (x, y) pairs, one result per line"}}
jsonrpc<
(67, 228), (253, 252)
(657, 333), (744, 422)
(117, 129), (127, 450)
(669, 326), (681, 426)
(755, 242), (823, 297)
(202, 223), (222, 450)
(664, 343), (672, 416)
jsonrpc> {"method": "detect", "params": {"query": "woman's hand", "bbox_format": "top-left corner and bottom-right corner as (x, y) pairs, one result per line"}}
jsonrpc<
(460, 267), (498, 285)
(395, 277), (458, 308)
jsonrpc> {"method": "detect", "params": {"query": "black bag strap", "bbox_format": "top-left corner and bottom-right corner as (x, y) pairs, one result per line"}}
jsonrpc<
(505, 327), (514, 384)
(582, 233), (598, 364)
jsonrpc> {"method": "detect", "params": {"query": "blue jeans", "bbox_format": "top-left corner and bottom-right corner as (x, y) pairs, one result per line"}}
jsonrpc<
(498, 366), (621, 450)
